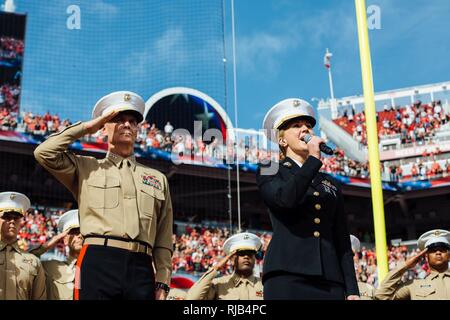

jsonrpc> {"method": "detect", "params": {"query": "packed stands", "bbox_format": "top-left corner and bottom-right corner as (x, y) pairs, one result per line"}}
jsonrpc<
(1, 109), (450, 184)
(0, 36), (24, 61)
(334, 100), (449, 146)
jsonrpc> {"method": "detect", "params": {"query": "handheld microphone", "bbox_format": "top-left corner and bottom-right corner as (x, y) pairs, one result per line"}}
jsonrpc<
(302, 134), (334, 155)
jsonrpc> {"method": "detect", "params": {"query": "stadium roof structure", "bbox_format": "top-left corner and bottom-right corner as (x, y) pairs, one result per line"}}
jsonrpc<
(144, 87), (235, 142)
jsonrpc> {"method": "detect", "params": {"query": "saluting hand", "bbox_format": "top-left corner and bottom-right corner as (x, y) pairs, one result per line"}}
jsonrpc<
(42, 230), (69, 252)
(405, 248), (428, 269)
(213, 251), (236, 271)
(84, 110), (120, 134)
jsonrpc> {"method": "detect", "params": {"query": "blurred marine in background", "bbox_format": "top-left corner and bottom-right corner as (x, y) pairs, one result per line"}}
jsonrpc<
(186, 232), (264, 300)
(31, 210), (81, 300)
(0, 192), (46, 300)
(375, 229), (450, 300)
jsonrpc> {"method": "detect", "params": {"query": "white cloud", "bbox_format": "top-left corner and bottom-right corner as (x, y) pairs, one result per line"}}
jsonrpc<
(89, 0), (118, 17)
(234, 3), (357, 79)
(237, 31), (297, 76)
(122, 27), (188, 77)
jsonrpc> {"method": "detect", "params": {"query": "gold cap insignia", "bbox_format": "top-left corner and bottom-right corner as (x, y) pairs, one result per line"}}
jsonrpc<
(434, 231), (441, 236)
(243, 234), (250, 240)
(293, 100), (300, 107)
(10, 194), (15, 200)
(124, 93), (131, 102)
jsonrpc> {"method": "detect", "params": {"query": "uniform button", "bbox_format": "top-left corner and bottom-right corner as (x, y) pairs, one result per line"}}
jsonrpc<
(314, 231), (320, 237)
(315, 204), (321, 210)
(314, 191), (320, 196)
(314, 218), (321, 224)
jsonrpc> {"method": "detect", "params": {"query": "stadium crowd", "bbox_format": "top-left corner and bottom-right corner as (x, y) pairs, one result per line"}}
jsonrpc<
(335, 100), (449, 146)
(0, 84), (20, 113)
(0, 36), (24, 60)
(1, 109), (450, 182)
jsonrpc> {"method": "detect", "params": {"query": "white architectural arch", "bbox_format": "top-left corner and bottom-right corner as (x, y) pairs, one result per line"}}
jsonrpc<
(144, 87), (235, 140)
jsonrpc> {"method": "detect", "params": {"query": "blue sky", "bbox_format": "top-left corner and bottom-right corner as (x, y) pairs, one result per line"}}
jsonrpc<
(8, 0), (450, 131)
(229, 0), (450, 130)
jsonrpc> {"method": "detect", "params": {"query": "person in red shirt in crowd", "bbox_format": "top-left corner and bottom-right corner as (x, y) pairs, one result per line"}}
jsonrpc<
(431, 161), (442, 176)
(43, 111), (52, 122)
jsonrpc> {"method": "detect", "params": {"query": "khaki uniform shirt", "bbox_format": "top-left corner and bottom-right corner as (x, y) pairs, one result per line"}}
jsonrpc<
(41, 256), (77, 300)
(358, 281), (375, 300)
(166, 288), (187, 300)
(375, 262), (450, 300)
(186, 268), (264, 300)
(34, 122), (173, 284)
(0, 241), (47, 300)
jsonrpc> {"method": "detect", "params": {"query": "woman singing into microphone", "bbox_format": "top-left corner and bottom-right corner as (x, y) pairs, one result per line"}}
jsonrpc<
(256, 98), (359, 300)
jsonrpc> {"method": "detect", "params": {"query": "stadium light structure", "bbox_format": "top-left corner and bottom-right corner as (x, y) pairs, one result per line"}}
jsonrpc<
(355, 0), (389, 281)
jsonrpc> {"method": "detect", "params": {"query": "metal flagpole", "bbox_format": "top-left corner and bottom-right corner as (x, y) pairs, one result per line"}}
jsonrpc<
(355, 0), (389, 281)
(230, 0), (242, 233)
(325, 48), (335, 100)
(221, 0), (234, 234)
(324, 48), (338, 119)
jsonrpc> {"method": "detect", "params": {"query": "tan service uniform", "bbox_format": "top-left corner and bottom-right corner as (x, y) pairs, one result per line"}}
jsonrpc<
(0, 240), (47, 300)
(374, 262), (450, 300)
(41, 256), (77, 300)
(186, 268), (264, 300)
(167, 288), (187, 300)
(358, 281), (375, 300)
(34, 121), (173, 285)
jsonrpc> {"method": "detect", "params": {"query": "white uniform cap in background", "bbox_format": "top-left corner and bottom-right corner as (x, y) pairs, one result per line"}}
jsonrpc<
(350, 234), (361, 253)
(223, 232), (263, 255)
(417, 229), (450, 251)
(0, 191), (31, 217)
(57, 209), (80, 234)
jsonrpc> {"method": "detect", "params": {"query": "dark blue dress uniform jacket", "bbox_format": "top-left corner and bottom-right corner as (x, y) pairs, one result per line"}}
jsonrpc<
(256, 156), (359, 296)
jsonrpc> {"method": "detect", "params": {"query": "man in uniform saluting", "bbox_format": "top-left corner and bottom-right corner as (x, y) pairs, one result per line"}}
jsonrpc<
(34, 91), (173, 300)
(186, 232), (264, 300)
(0, 192), (46, 300)
(375, 229), (450, 300)
(31, 210), (82, 300)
